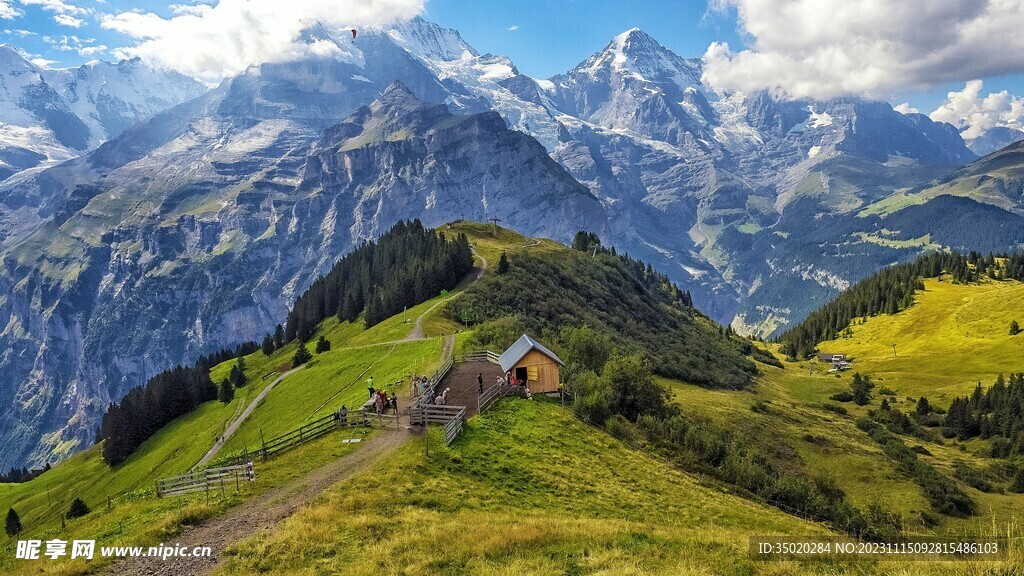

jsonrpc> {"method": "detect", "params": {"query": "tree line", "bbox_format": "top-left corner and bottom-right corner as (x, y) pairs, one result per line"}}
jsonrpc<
(456, 231), (758, 390)
(779, 251), (1024, 359)
(96, 342), (258, 466)
(285, 219), (474, 342)
(0, 463), (50, 484)
(943, 373), (1024, 458)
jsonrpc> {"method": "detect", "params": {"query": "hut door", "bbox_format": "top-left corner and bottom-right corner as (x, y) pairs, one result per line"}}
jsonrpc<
(515, 367), (528, 383)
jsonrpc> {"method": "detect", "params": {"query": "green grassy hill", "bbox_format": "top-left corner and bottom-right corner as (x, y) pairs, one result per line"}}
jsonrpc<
(673, 276), (1024, 542)
(3, 223), (1022, 575)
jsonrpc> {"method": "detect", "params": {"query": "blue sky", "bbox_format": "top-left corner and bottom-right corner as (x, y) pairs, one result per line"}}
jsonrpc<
(3, 0), (1024, 120)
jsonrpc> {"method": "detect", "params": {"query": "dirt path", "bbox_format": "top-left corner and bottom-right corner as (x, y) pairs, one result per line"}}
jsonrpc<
(404, 250), (488, 341)
(193, 366), (305, 470)
(103, 426), (413, 576)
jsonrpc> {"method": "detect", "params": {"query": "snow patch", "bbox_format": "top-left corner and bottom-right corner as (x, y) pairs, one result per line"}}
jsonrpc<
(807, 107), (834, 128)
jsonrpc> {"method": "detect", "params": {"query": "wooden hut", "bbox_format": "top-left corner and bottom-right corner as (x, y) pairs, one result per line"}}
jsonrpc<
(498, 334), (564, 393)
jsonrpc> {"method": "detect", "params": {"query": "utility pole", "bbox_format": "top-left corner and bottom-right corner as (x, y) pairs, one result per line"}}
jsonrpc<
(892, 343), (897, 358)
(489, 217), (501, 237)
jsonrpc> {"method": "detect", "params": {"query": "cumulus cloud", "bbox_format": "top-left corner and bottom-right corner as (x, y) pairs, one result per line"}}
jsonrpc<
(53, 13), (82, 27)
(100, 0), (424, 82)
(893, 103), (919, 115)
(507, 24), (519, 31)
(77, 43), (105, 57)
(702, 0), (1024, 100)
(0, 1), (22, 19)
(929, 80), (1024, 140)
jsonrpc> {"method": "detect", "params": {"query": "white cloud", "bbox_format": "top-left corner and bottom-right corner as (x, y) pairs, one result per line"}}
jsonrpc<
(929, 80), (1024, 140)
(100, 0), (424, 82)
(77, 43), (105, 56)
(3, 28), (34, 35)
(893, 103), (919, 115)
(507, 24), (518, 31)
(30, 56), (55, 67)
(18, 0), (89, 15)
(0, 1), (23, 19)
(53, 13), (82, 27)
(702, 0), (1024, 101)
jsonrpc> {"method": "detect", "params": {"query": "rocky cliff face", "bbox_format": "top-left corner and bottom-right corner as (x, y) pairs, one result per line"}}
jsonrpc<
(3, 18), (1023, 468)
(0, 57), (602, 468)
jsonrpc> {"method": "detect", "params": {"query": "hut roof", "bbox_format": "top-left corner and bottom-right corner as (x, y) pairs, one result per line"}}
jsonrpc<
(499, 334), (564, 373)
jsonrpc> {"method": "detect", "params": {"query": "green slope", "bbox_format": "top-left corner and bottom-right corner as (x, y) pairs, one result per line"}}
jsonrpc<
(220, 399), (833, 575)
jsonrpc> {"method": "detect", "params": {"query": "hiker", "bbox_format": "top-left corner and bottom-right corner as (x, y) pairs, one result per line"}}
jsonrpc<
(375, 391), (385, 414)
(496, 375), (504, 387)
(339, 405), (348, 426)
(390, 392), (398, 415)
(478, 372), (484, 394)
(367, 375), (375, 399)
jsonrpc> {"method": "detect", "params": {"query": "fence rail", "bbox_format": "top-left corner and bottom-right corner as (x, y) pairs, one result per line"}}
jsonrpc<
(212, 408), (379, 468)
(416, 355), (454, 408)
(157, 462), (254, 498)
(443, 407), (466, 445)
(459, 350), (501, 364)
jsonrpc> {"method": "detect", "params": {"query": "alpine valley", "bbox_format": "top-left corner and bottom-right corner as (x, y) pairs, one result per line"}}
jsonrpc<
(2, 17), (1023, 469)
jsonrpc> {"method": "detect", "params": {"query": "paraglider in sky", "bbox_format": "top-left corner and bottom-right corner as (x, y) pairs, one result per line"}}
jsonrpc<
(351, 29), (357, 39)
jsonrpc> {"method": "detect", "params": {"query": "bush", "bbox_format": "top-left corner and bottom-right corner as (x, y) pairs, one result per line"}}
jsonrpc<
(66, 498), (90, 519)
(830, 391), (854, 402)
(953, 460), (993, 493)
(857, 419), (974, 516)
(821, 403), (848, 415)
(1011, 466), (1024, 493)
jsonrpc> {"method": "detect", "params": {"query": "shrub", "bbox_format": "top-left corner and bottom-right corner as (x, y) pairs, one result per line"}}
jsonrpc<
(830, 391), (854, 402)
(67, 498), (90, 519)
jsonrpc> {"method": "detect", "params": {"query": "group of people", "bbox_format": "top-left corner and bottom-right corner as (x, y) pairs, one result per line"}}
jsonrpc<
(366, 376), (398, 415)
(412, 375), (431, 397)
(494, 370), (526, 389)
(433, 387), (451, 405)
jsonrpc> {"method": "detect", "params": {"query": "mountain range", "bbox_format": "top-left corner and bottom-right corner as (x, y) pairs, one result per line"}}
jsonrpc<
(2, 17), (1024, 469)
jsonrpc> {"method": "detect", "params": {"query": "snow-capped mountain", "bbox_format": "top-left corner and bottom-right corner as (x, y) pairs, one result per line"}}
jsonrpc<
(0, 45), (205, 184)
(2, 17), (1022, 469)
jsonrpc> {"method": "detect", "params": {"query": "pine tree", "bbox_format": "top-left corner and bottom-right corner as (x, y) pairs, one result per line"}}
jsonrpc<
(497, 252), (510, 275)
(218, 379), (234, 404)
(851, 373), (874, 406)
(261, 334), (275, 356)
(315, 336), (331, 354)
(274, 324), (285, 348)
(292, 344), (312, 367)
(5, 508), (21, 537)
(916, 396), (931, 417)
(229, 357), (247, 388)
(66, 498), (90, 519)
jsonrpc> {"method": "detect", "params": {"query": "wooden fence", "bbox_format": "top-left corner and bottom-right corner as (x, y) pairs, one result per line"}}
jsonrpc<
(212, 408), (387, 468)
(157, 462), (254, 498)
(459, 350), (501, 364)
(477, 384), (526, 413)
(415, 355), (454, 408)
(443, 407), (467, 445)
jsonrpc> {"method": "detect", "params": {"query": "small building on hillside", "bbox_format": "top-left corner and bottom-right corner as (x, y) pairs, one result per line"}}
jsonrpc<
(818, 353), (852, 371)
(499, 334), (564, 394)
